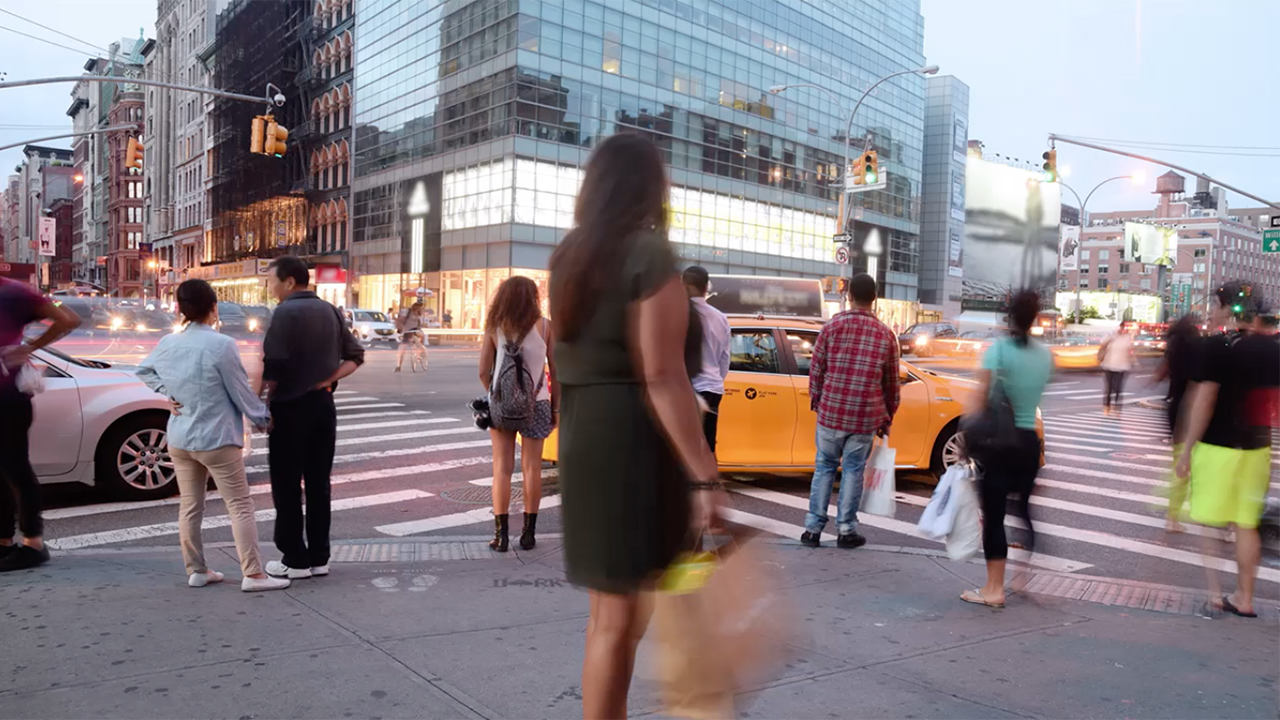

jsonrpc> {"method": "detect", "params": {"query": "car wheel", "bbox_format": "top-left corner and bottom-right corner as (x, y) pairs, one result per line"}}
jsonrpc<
(930, 423), (965, 476)
(96, 413), (177, 501)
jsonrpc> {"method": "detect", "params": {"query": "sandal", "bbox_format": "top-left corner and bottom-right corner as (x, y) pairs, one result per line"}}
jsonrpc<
(961, 588), (1005, 609)
(1221, 595), (1257, 618)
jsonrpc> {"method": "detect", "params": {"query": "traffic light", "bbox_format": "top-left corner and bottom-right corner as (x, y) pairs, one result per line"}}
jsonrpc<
(849, 155), (866, 186)
(125, 137), (144, 172)
(862, 151), (879, 185)
(263, 118), (289, 157)
(1042, 149), (1058, 182)
(249, 115), (267, 154)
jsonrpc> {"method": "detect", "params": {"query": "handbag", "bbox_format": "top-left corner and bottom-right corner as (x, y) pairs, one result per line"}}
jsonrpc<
(917, 463), (969, 539)
(859, 436), (897, 517)
(945, 473), (982, 561)
(961, 340), (1018, 463)
(0, 357), (44, 395)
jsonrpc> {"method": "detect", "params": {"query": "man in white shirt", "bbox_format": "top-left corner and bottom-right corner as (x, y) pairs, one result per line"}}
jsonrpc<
(683, 266), (732, 451)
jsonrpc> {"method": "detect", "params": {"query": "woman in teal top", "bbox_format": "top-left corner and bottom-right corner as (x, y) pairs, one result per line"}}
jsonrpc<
(962, 290), (1052, 609)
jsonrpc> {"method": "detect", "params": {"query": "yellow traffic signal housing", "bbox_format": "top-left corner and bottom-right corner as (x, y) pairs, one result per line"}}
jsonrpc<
(264, 119), (289, 157)
(1042, 149), (1058, 182)
(125, 137), (144, 171)
(863, 150), (879, 184)
(849, 156), (865, 186)
(250, 115), (268, 154)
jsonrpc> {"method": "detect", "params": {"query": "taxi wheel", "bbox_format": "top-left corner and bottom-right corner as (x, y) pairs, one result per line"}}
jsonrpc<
(930, 421), (964, 476)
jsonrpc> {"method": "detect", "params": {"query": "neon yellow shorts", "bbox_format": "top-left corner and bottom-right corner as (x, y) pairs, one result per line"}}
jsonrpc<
(1188, 444), (1271, 529)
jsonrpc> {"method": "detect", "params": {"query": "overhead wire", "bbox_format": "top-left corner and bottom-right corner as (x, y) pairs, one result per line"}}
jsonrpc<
(0, 7), (105, 54)
(1059, 134), (1280, 152)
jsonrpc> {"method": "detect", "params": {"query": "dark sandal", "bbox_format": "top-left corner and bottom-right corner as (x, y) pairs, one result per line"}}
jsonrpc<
(960, 588), (1005, 609)
(1222, 595), (1257, 618)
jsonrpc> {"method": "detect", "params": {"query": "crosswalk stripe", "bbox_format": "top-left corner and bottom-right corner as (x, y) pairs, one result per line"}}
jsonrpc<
(469, 468), (560, 486)
(1042, 424), (1168, 443)
(333, 396), (382, 404)
(327, 410), (432, 421)
(1043, 452), (1166, 472)
(885, 490), (1280, 584)
(1041, 465), (1164, 488)
(1045, 440), (1124, 453)
(1042, 388), (1100, 396)
(48, 490), (433, 550)
(1035, 477), (1167, 506)
(1062, 392), (1135, 401)
(1047, 381), (1081, 388)
(1042, 418), (1169, 439)
(245, 439), (494, 475)
(1061, 413), (1169, 431)
(1043, 432), (1171, 451)
(335, 403), (407, 411)
(376, 475), (562, 536)
(249, 417), (460, 440)
(333, 390), (359, 395)
(724, 482), (1091, 573)
(248, 426), (482, 456)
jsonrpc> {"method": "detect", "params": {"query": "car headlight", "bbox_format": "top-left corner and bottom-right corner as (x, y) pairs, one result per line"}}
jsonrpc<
(915, 336), (928, 346)
(136, 323), (146, 332)
(110, 316), (124, 330)
(248, 318), (259, 331)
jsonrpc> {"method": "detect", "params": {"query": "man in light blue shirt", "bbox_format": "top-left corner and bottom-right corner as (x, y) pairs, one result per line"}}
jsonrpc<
(684, 266), (731, 452)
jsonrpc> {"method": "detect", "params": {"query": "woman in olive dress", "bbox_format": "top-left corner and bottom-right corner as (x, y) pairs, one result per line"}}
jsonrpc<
(549, 133), (723, 720)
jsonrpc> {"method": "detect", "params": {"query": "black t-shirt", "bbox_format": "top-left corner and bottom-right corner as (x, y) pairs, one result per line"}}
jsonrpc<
(1165, 333), (1199, 406)
(1193, 331), (1278, 450)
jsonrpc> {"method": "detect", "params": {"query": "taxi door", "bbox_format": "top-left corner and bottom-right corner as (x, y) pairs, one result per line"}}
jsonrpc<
(786, 327), (931, 469)
(716, 328), (797, 468)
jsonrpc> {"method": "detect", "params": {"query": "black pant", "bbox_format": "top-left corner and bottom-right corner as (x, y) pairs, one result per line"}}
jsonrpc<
(269, 390), (337, 568)
(1104, 370), (1127, 409)
(0, 391), (42, 539)
(978, 428), (1040, 561)
(698, 391), (722, 453)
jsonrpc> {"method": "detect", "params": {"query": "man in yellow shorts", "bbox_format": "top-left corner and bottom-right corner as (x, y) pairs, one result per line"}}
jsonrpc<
(1176, 283), (1278, 618)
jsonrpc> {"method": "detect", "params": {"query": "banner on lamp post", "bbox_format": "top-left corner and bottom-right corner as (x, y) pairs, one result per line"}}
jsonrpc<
(37, 217), (55, 257)
(1058, 225), (1080, 272)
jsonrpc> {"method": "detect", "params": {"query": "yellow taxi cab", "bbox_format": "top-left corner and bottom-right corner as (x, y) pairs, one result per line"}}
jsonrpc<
(543, 315), (1042, 476)
(1047, 336), (1103, 370)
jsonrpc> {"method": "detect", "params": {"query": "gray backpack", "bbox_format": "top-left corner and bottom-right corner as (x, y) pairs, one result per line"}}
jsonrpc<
(490, 323), (544, 430)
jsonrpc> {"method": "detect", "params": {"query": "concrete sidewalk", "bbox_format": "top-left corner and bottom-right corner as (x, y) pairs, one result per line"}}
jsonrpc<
(1, 538), (1275, 719)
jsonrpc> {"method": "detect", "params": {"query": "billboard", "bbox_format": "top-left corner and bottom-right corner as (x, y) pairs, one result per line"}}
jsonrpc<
(38, 217), (56, 257)
(1058, 225), (1080, 272)
(706, 275), (825, 319)
(962, 157), (1062, 310)
(1123, 222), (1177, 265)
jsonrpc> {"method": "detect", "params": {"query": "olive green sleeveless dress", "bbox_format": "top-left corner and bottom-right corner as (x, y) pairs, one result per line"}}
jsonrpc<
(551, 231), (691, 593)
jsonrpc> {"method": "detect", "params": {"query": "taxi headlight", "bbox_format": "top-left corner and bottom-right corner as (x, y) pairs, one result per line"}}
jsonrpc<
(915, 336), (928, 346)
(110, 316), (124, 330)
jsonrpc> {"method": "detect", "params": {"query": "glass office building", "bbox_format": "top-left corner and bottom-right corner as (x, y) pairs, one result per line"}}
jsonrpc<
(351, 0), (926, 329)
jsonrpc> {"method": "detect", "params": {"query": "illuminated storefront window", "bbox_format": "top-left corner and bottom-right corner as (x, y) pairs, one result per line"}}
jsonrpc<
(875, 298), (918, 336)
(440, 159), (837, 261)
(437, 268), (551, 332)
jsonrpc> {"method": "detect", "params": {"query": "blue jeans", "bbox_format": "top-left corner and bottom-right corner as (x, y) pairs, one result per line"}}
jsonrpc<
(805, 425), (875, 535)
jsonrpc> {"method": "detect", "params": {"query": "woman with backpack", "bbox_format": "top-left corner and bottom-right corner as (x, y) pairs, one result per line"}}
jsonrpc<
(479, 276), (556, 552)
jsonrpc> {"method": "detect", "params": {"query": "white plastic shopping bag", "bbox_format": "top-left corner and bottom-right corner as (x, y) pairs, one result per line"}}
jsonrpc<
(946, 474), (982, 561)
(859, 437), (896, 518)
(242, 417), (254, 458)
(917, 464), (968, 540)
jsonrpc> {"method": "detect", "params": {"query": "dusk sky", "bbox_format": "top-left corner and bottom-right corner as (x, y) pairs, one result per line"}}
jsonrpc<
(1, 0), (1276, 214)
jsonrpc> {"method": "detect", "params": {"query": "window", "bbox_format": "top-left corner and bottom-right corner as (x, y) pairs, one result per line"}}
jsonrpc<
(1098, 265), (1109, 275)
(1194, 248), (1207, 258)
(1099, 249), (1111, 260)
(1193, 263), (1206, 273)
(729, 330), (780, 374)
(1080, 265), (1090, 275)
(1119, 263), (1130, 274)
(1080, 249), (1091, 260)
(1098, 278), (1109, 290)
(787, 331), (818, 376)
(1079, 278), (1089, 288)
(1140, 278), (1151, 290)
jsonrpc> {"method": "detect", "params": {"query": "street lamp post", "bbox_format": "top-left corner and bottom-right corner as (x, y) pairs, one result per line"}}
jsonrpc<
(769, 65), (938, 301)
(1060, 175), (1139, 323)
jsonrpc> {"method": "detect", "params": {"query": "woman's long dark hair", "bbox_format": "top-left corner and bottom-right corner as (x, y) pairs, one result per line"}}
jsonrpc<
(549, 133), (670, 341)
(1008, 289), (1040, 347)
(485, 276), (541, 339)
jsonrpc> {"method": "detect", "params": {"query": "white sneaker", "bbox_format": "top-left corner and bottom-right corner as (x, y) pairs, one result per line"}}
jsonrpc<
(241, 575), (291, 592)
(188, 570), (225, 588)
(310, 564), (330, 577)
(265, 560), (312, 579)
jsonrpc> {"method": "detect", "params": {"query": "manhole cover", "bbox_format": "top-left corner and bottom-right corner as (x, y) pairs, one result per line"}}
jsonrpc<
(441, 486), (517, 504)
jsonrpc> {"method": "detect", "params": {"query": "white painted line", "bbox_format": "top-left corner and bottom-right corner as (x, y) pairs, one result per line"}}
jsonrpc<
(377, 483), (562, 536)
(333, 390), (359, 395)
(45, 497), (185, 521)
(1043, 452), (1167, 473)
(719, 507), (838, 540)
(335, 403), (407, 411)
(249, 416), (461, 440)
(1042, 417), (1169, 437)
(1047, 381), (1081, 388)
(1035, 477), (1167, 506)
(1042, 388), (1097, 396)
(333, 396), (381, 404)
(327, 410), (432, 421)
(247, 439), (495, 475)
(1042, 422), (1168, 442)
(48, 490), (433, 550)
(724, 482), (1091, 573)
(1062, 392), (1135, 401)
(248, 426), (482, 456)
(1043, 432), (1170, 451)
(469, 468), (560, 486)
(1045, 441), (1121, 454)
(1041, 465), (1164, 487)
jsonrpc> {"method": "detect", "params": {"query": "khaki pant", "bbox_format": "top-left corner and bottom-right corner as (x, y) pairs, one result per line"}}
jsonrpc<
(170, 445), (264, 578)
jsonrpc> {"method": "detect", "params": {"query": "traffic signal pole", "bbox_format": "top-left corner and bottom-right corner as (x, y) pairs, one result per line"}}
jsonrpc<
(1049, 134), (1279, 211)
(0, 123), (139, 153)
(0, 75), (279, 107)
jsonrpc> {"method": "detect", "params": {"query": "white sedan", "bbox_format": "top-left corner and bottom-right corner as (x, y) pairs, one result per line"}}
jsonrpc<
(32, 346), (175, 501)
(349, 309), (399, 345)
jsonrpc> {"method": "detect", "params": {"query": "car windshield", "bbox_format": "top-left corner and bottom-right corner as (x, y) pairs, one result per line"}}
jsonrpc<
(904, 324), (931, 334)
(37, 344), (95, 368)
(217, 302), (245, 317)
(354, 311), (389, 323)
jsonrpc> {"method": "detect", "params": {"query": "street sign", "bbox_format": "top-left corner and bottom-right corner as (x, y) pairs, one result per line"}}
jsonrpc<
(1263, 228), (1280, 253)
(37, 217), (55, 257)
(1271, 215), (1280, 228)
(834, 246), (850, 265)
(832, 232), (851, 246)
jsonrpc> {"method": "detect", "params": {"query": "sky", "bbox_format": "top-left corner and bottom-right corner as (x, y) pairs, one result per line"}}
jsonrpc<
(921, 0), (1280, 213)
(0, 0), (1276, 215)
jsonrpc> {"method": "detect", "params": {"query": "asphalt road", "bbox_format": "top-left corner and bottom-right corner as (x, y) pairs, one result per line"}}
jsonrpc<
(34, 336), (1280, 597)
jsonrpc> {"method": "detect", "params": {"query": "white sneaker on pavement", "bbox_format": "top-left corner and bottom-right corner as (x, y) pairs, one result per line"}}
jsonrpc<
(241, 575), (291, 592)
(265, 560), (312, 579)
(188, 570), (225, 588)
(310, 564), (330, 577)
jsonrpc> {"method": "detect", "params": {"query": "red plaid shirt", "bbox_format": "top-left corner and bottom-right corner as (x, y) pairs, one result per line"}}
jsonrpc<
(809, 308), (900, 434)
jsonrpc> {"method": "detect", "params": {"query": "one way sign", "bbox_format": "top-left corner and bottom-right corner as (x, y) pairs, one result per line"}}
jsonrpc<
(1263, 227), (1280, 254)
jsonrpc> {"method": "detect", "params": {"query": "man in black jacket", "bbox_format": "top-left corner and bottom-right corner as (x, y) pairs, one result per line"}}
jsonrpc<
(260, 256), (364, 579)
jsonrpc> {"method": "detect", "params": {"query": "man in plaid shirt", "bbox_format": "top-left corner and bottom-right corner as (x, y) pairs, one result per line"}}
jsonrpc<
(801, 273), (900, 549)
